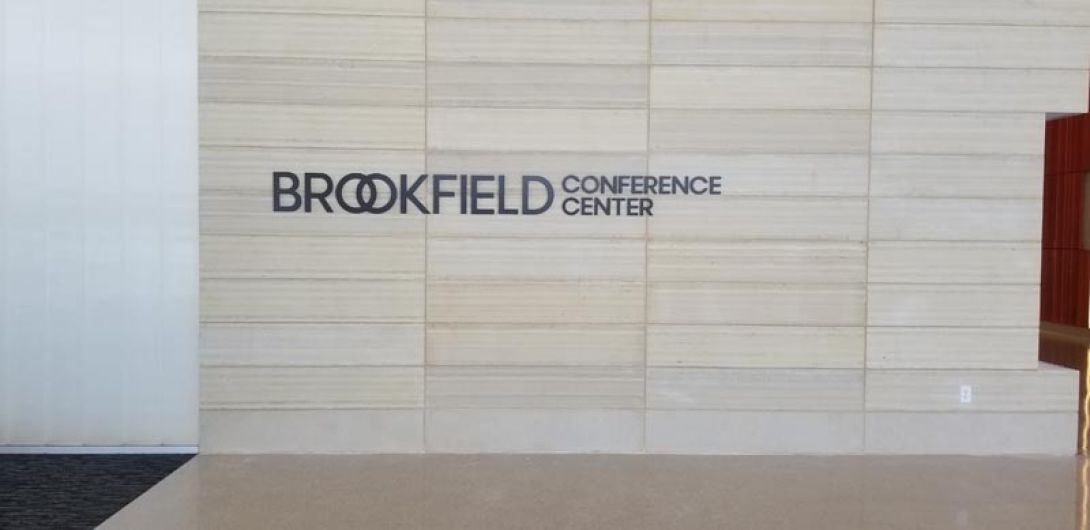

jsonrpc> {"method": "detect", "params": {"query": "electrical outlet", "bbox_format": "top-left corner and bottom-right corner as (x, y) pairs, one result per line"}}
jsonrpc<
(959, 385), (972, 404)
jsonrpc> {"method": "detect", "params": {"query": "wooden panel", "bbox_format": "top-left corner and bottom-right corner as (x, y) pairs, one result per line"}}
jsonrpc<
(201, 279), (424, 322)
(870, 154), (1044, 199)
(1042, 115), (1090, 327)
(649, 283), (865, 325)
(202, 235), (424, 279)
(428, 19), (648, 64)
(876, 0), (1090, 25)
(871, 112), (1043, 156)
(875, 24), (1090, 69)
(866, 327), (1038, 370)
(866, 365), (1077, 412)
(869, 198), (1042, 241)
(647, 368), (863, 410)
(427, 366), (644, 408)
(652, 22), (872, 66)
(1041, 249), (1090, 325)
(428, 0), (648, 20)
(868, 242), (1040, 284)
(429, 238), (645, 281)
(428, 282), (645, 324)
(873, 68), (1088, 113)
(201, 323), (424, 366)
(200, 13), (424, 61)
(651, 66), (870, 110)
(429, 108), (647, 152)
(653, 0), (872, 22)
(652, 110), (870, 153)
(867, 284), (1040, 327)
(201, 366), (424, 409)
(201, 57), (424, 106)
(649, 241), (865, 283)
(647, 325), (864, 368)
(202, 103), (423, 149)
(199, 0), (424, 16)
(428, 63), (647, 109)
(427, 324), (644, 366)
(650, 197), (868, 241)
(649, 153), (868, 196)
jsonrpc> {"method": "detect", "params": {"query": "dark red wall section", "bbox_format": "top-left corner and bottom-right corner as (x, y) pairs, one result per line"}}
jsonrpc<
(1042, 114), (1090, 327)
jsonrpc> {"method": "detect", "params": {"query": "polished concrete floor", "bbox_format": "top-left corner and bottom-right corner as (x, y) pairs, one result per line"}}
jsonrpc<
(102, 455), (1087, 530)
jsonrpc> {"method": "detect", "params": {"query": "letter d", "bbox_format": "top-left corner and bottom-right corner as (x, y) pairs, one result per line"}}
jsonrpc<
(521, 175), (554, 215)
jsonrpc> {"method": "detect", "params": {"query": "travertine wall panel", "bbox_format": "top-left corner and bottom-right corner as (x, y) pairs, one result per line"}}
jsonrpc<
(427, 366), (645, 408)
(867, 284), (1040, 327)
(867, 242), (1040, 285)
(200, 0), (424, 15)
(650, 153), (868, 196)
(428, 324), (644, 366)
(428, 19), (648, 64)
(866, 364), (1076, 412)
(875, 25), (1090, 69)
(198, 0), (1086, 455)
(872, 69), (1088, 113)
(647, 326), (864, 369)
(200, 13), (425, 60)
(870, 155), (1043, 198)
(876, 0), (1090, 25)
(869, 198), (1042, 241)
(650, 198), (868, 241)
(201, 366), (425, 409)
(651, 110), (870, 153)
(649, 284), (865, 325)
(428, 64), (647, 108)
(652, 22), (872, 66)
(654, 0), (871, 22)
(648, 242), (865, 284)
(866, 327), (1038, 370)
(428, 0), (648, 19)
(429, 108), (647, 152)
(871, 112), (1044, 156)
(202, 323), (424, 366)
(651, 67), (870, 110)
(647, 368), (863, 411)
(201, 58), (425, 106)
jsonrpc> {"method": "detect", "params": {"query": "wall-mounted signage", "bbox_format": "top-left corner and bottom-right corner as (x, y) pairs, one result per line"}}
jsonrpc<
(272, 172), (723, 217)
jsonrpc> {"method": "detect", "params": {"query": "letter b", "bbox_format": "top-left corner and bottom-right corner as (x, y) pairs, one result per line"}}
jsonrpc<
(273, 172), (302, 212)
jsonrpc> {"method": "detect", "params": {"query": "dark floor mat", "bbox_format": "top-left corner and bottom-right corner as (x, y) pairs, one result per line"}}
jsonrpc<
(0, 454), (193, 530)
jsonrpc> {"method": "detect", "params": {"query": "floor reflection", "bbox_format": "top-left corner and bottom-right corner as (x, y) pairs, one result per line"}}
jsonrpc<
(102, 455), (1083, 530)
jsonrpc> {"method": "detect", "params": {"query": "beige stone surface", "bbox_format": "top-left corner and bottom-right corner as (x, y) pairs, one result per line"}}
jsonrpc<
(197, 0), (1087, 454)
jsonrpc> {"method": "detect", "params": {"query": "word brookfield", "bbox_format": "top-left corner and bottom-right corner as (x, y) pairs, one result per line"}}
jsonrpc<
(272, 172), (723, 217)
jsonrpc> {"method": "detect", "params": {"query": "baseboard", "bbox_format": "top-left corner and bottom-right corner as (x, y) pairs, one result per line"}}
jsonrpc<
(0, 445), (198, 455)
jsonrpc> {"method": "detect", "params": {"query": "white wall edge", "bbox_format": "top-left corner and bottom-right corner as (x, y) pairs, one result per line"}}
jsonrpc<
(0, 445), (199, 455)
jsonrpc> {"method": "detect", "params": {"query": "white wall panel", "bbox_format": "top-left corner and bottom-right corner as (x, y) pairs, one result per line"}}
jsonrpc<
(1, 0), (198, 447)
